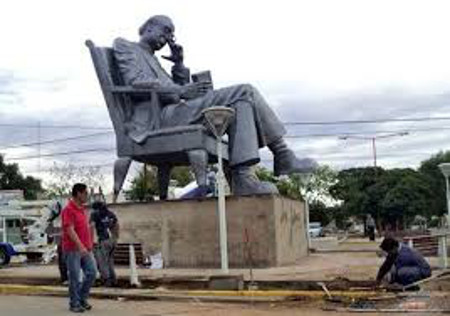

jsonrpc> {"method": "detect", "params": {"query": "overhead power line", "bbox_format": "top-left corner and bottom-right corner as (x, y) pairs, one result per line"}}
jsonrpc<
(6, 148), (116, 161)
(285, 126), (450, 138)
(23, 162), (116, 174)
(283, 117), (450, 126)
(2, 125), (450, 150)
(0, 131), (113, 150)
(0, 123), (113, 130)
(3, 127), (450, 160)
(0, 116), (450, 130)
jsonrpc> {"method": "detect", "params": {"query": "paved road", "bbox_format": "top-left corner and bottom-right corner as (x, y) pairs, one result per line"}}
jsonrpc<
(0, 295), (396, 315)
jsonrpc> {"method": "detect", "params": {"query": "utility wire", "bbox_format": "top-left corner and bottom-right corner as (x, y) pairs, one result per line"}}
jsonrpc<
(4, 124), (450, 161)
(7, 145), (435, 162)
(283, 117), (450, 125)
(0, 123), (113, 130)
(260, 150), (435, 163)
(2, 126), (450, 149)
(0, 116), (450, 129)
(285, 126), (450, 138)
(6, 148), (116, 161)
(0, 131), (113, 150)
(23, 162), (116, 174)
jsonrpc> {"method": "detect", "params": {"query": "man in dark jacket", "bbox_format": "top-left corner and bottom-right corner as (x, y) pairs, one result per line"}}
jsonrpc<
(376, 237), (431, 288)
(90, 201), (119, 287)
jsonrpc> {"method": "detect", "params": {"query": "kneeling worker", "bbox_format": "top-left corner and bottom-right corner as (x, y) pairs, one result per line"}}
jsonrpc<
(376, 237), (431, 289)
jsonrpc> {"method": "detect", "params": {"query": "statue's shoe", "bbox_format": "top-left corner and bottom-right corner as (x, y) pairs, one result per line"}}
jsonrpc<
(232, 167), (278, 196)
(274, 150), (318, 176)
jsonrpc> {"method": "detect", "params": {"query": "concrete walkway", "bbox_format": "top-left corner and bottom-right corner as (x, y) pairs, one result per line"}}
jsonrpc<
(2, 251), (445, 284)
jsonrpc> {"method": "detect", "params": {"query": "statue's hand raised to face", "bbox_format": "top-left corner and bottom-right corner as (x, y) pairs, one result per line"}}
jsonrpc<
(162, 40), (184, 64)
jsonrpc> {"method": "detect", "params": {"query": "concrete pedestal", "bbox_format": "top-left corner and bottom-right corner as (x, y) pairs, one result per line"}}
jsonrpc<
(111, 195), (308, 268)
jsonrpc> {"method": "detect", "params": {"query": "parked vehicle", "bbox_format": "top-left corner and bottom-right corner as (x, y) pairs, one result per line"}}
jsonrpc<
(0, 200), (63, 266)
(309, 222), (323, 238)
(0, 242), (16, 266)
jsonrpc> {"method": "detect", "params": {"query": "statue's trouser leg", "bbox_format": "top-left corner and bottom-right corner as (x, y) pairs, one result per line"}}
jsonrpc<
(162, 84), (286, 166)
(227, 100), (260, 167)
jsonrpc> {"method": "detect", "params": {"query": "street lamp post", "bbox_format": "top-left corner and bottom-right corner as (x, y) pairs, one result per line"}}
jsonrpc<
(438, 163), (450, 227)
(339, 132), (408, 168)
(339, 132), (408, 233)
(438, 163), (450, 269)
(202, 106), (235, 274)
(300, 173), (313, 251)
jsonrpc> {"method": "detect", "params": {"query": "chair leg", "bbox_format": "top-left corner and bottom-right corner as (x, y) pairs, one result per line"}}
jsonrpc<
(113, 158), (132, 203)
(187, 149), (208, 187)
(158, 164), (172, 200)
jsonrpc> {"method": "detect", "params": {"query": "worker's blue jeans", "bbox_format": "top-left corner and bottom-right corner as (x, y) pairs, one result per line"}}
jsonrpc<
(65, 251), (97, 308)
(390, 265), (431, 286)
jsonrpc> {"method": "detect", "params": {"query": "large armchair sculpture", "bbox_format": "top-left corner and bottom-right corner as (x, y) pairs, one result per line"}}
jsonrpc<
(85, 40), (228, 201)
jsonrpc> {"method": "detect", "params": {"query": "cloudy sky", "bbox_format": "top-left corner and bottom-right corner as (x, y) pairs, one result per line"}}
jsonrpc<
(1, 0), (450, 190)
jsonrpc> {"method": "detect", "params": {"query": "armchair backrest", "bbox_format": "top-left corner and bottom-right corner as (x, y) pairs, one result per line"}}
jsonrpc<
(85, 40), (131, 137)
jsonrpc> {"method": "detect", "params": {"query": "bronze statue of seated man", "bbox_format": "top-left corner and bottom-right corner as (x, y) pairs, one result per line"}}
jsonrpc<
(113, 15), (317, 195)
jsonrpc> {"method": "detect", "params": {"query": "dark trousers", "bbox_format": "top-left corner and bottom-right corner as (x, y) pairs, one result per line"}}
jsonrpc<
(367, 226), (375, 241)
(94, 239), (117, 286)
(57, 244), (67, 282)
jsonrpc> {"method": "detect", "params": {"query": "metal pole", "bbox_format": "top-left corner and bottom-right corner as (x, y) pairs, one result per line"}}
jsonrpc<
(1, 218), (5, 243)
(143, 164), (147, 200)
(216, 136), (229, 273)
(305, 198), (311, 250)
(372, 137), (377, 168)
(37, 121), (41, 176)
(440, 235), (448, 269)
(445, 175), (450, 227)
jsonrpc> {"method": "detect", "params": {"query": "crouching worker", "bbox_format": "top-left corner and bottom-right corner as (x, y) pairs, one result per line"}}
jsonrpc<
(376, 237), (431, 290)
(91, 201), (119, 287)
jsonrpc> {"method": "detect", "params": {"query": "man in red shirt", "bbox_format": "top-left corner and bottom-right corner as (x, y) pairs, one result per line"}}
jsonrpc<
(62, 183), (97, 313)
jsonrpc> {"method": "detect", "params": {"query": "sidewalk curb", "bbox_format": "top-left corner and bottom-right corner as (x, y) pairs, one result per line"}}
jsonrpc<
(0, 283), (380, 303)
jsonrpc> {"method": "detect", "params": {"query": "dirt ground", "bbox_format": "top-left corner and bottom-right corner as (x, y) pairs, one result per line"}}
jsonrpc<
(3, 248), (384, 281)
(2, 293), (450, 315)
(4, 240), (446, 283)
(1, 238), (450, 315)
(0, 295), (394, 316)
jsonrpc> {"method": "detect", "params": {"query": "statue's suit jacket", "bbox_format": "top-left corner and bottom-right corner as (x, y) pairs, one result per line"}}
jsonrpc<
(113, 38), (189, 143)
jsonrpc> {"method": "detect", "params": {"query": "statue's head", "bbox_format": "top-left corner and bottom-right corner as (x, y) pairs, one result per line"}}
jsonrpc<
(139, 15), (175, 51)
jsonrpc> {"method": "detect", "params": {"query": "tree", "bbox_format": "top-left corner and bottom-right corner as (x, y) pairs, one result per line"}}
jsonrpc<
(45, 163), (105, 198)
(256, 165), (338, 203)
(309, 201), (332, 226)
(124, 165), (158, 202)
(256, 165), (339, 226)
(330, 167), (435, 230)
(124, 165), (195, 201)
(419, 150), (450, 218)
(0, 155), (43, 200)
(381, 171), (434, 229)
(171, 166), (194, 187)
(329, 167), (383, 221)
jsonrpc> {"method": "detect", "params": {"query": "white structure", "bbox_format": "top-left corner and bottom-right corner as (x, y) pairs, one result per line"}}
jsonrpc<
(129, 244), (141, 287)
(202, 106), (235, 273)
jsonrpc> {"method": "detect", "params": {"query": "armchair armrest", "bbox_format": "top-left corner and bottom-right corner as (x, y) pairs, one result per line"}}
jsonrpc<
(109, 86), (156, 94)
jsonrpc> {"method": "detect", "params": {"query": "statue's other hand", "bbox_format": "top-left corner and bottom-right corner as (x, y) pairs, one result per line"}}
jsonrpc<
(162, 42), (184, 64)
(180, 82), (211, 99)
